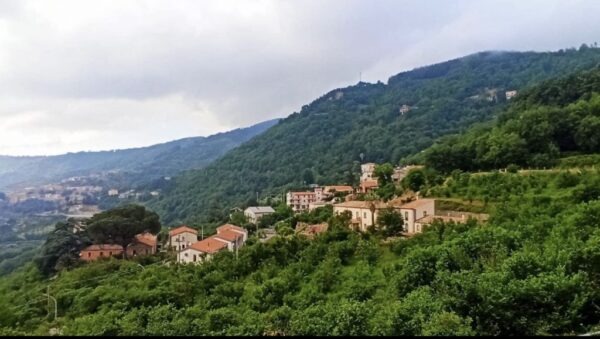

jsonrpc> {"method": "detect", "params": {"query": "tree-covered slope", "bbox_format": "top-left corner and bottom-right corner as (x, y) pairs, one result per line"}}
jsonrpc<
(0, 119), (278, 190)
(151, 46), (600, 225)
(423, 66), (600, 172)
(4, 167), (600, 335)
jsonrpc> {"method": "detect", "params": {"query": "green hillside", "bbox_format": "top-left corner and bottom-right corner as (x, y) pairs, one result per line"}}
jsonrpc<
(151, 46), (600, 225)
(5, 47), (600, 336)
(423, 66), (600, 172)
(0, 119), (278, 190)
(3, 157), (600, 335)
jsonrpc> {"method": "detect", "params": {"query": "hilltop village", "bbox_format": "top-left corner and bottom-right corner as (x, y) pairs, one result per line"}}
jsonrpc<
(76, 163), (488, 265)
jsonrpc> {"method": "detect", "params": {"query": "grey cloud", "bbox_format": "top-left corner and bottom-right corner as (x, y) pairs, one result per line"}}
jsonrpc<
(0, 0), (599, 155)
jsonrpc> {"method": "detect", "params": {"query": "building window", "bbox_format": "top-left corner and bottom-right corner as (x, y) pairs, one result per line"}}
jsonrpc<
(109, 251), (112, 256)
(364, 212), (367, 219)
(423, 211), (427, 217)
(88, 252), (91, 258)
(193, 254), (197, 262)
(146, 249), (149, 254)
(99, 251), (103, 257)
(405, 212), (409, 220)
(133, 250), (137, 256)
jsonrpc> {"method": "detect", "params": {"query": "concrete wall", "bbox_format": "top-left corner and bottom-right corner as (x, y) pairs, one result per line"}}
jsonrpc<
(169, 232), (198, 251)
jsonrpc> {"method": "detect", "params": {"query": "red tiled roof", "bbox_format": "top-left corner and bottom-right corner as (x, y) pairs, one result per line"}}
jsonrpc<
(324, 185), (353, 193)
(360, 180), (379, 188)
(133, 232), (157, 247)
(400, 198), (435, 210)
(189, 237), (228, 254)
(169, 225), (198, 236)
(333, 200), (387, 209)
(217, 224), (246, 234)
(82, 244), (123, 251)
(215, 229), (243, 242)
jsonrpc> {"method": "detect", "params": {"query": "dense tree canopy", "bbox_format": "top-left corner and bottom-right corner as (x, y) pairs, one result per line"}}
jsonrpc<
(86, 204), (161, 258)
(149, 47), (600, 226)
(424, 67), (600, 173)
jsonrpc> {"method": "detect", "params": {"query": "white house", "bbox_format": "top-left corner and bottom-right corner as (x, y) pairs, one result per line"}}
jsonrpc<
(333, 200), (388, 232)
(244, 206), (275, 224)
(397, 199), (435, 234)
(178, 224), (248, 264)
(360, 163), (377, 182)
(168, 226), (198, 251)
(179, 237), (229, 264)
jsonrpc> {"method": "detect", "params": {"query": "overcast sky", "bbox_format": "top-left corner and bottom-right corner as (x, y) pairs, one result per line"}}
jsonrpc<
(0, 0), (599, 156)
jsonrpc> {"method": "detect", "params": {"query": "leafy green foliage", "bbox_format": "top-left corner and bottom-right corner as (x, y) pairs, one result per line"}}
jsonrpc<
(86, 205), (160, 257)
(376, 207), (404, 236)
(3, 167), (600, 335)
(150, 48), (600, 225)
(424, 67), (600, 172)
(34, 221), (90, 276)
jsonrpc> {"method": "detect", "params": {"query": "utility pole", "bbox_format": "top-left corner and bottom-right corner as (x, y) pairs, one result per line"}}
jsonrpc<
(174, 237), (183, 264)
(46, 286), (57, 321)
(201, 225), (204, 240)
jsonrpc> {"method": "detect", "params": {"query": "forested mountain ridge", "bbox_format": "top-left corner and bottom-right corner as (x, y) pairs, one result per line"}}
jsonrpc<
(151, 46), (600, 225)
(0, 119), (279, 190)
(423, 66), (600, 172)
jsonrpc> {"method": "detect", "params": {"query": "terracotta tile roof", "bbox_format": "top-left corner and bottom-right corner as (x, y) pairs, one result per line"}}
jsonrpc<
(217, 224), (247, 234)
(399, 198), (435, 210)
(333, 200), (387, 209)
(214, 229), (243, 242)
(82, 244), (123, 251)
(189, 237), (228, 254)
(360, 180), (379, 188)
(169, 225), (198, 236)
(324, 185), (354, 193)
(133, 232), (157, 247)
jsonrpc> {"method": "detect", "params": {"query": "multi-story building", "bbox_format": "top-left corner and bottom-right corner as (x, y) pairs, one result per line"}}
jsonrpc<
(360, 163), (377, 182)
(168, 226), (198, 251)
(333, 200), (388, 232)
(178, 224), (248, 264)
(286, 191), (317, 212)
(395, 199), (435, 234)
(244, 206), (276, 224)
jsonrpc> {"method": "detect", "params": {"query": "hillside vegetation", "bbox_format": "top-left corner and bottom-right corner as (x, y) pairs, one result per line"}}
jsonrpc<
(4, 47), (600, 336)
(424, 67), (600, 172)
(3, 167), (600, 335)
(150, 47), (600, 225)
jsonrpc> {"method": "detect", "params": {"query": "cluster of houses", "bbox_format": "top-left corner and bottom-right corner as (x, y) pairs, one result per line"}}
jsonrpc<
(80, 232), (158, 261)
(78, 162), (488, 265)
(169, 224), (248, 264)
(79, 223), (249, 265)
(283, 163), (421, 213)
